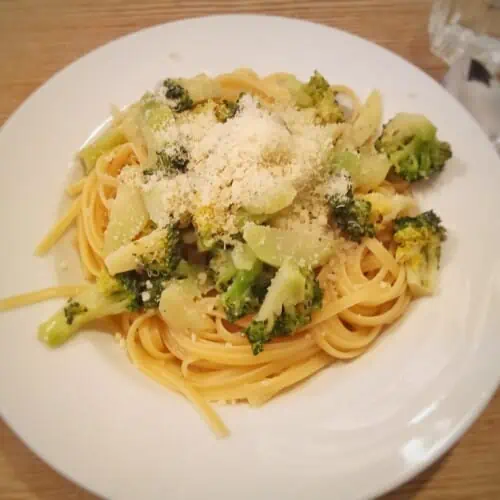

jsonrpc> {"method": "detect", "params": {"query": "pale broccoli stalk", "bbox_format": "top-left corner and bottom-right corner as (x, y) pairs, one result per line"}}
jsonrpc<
(138, 93), (180, 175)
(376, 113), (452, 182)
(328, 186), (375, 242)
(38, 273), (138, 348)
(294, 71), (344, 124)
(140, 93), (175, 132)
(209, 249), (237, 292)
(393, 210), (446, 296)
(79, 127), (127, 174)
(245, 259), (323, 355)
(220, 260), (263, 322)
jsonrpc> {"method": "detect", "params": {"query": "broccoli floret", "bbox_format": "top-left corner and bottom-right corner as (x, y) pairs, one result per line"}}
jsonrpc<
(214, 99), (239, 123)
(209, 249), (237, 292)
(38, 273), (139, 347)
(143, 144), (189, 178)
(376, 113), (452, 182)
(294, 71), (344, 124)
(393, 210), (446, 296)
(137, 223), (181, 278)
(245, 259), (323, 355)
(328, 186), (375, 242)
(192, 206), (226, 251)
(214, 93), (247, 123)
(220, 260), (263, 322)
(161, 79), (193, 112)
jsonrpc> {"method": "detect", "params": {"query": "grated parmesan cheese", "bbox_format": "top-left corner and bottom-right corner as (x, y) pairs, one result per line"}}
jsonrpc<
(120, 93), (350, 239)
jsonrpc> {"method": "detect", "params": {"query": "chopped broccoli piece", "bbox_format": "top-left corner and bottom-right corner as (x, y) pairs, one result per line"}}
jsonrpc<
(140, 93), (175, 131)
(79, 127), (127, 174)
(137, 223), (182, 279)
(245, 259), (323, 355)
(324, 150), (361, 179)
(294, 71), (344, 124)
(328, 186), (375, 242)
(214, 99), (239, 122)
(221, 260), (263, 322)
(161, 79), (193, 112)
(393, 210), (446, 296)
(143, 144), (189, 177)
(376, 113), (452, 182)
(38, 273), (138, 347)
(209, 249), (237, 292)
(192, 206), (225, 251)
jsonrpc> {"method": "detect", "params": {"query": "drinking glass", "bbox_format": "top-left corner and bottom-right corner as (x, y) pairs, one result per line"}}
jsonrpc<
(429, 0), (500, 152)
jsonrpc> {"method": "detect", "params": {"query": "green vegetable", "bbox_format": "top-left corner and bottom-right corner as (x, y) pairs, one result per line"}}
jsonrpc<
(214, 99), (239, 122)
(328, 187), (375, 242)
(105, 224), (181, 276)
(376, 113), (452, 182)
(325, 150), (361, 180)
(79, 127), (127, 174)
(63, 300), (88, 325)
(393, 210), (446, 296)
(159, 279), (214, 332)
(220, 259), (263, 322)
(209, 249), (238, 292)
(140, 94), (175, 131)
(245, 258), (323, 355)
(102, 183), (149, 256)
(243, 223), (335, 268)
(136, 224), (182, 278)
(294, 71), (344, 124)
(143, 144), (189, 177)
(39, 273), (138, 347)
(161, 79), (193, 112)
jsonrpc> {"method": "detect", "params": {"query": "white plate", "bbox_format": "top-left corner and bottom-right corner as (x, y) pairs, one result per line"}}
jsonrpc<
(1, 15), (499, 500)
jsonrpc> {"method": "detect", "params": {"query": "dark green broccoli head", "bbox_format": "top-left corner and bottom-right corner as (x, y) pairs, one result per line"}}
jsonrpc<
(137, 224), (182, 279)
(244, 259), (323, 355)
(245, 320), (268, 355)
(144, 145), (189, 178)
(329, 187), (375, 242)
(209, 249), (237, 292)
(394, 210), (446, 239)
(162, 79), (193, 112)
(376, 113), (452, 182)
(393, 210), (446, 296)
(63, 300), (88, 325)
(220, 260), (263, 323)
(114, 271), (166, 310)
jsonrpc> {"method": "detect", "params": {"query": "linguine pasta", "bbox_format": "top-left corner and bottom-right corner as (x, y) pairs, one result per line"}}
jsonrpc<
(0, 69), (450, 437)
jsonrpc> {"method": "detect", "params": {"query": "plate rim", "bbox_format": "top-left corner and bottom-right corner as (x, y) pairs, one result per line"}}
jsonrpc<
(1, 13), (499, 500)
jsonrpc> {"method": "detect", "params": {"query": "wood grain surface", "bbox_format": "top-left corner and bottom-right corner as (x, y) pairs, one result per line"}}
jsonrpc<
(0, 1), (499, 499)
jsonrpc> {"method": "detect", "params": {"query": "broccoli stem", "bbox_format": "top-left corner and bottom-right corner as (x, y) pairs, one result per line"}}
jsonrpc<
(38, 286), (130, 347)
(79, 128), (127, 174)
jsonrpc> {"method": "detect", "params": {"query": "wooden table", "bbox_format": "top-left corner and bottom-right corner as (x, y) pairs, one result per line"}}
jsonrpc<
(0, 1), (499, 498)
